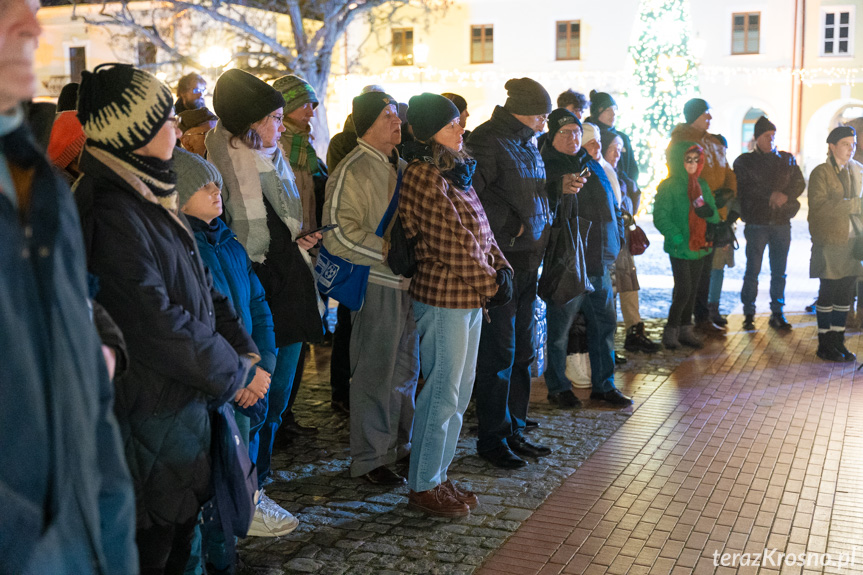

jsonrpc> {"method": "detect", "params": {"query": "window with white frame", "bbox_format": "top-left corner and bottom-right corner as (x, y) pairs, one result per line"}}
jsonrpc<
(822, 7), (854, 56)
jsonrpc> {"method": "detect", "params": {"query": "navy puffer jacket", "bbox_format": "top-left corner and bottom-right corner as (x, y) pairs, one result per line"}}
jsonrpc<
(75, 147), (256, 529)
(468, 106), (550, 270)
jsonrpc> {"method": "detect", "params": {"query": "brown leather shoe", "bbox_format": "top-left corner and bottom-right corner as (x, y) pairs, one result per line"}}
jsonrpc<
(408, 485), (470, 517)
(442, 479), (478, 509)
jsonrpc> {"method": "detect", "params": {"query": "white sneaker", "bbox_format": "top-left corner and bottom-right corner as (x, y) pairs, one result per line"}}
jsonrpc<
(565, 353), (592, 389)
(246, 492), (299, 537)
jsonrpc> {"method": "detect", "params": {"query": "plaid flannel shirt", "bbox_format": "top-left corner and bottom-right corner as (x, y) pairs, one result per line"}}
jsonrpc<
(399, 160), (510, 309)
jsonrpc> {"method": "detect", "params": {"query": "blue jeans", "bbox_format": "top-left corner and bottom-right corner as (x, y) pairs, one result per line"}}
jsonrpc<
(254, 342), (302, 486)
(409, 303), (481, 492)
(741, 223), (791, 315)
(474, 268), (537, 454)
(544, 294), (587, 395)
(580, 268), (617, 393)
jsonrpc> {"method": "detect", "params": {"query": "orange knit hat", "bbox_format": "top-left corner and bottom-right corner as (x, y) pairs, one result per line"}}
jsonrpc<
(47, 110), (86, 168)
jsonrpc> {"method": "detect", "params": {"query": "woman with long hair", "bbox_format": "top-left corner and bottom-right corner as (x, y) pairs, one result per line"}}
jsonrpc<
(399, 93), (512, 517)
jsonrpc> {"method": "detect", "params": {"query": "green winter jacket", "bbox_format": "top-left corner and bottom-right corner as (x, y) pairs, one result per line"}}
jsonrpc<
(653, 140), (720, 260)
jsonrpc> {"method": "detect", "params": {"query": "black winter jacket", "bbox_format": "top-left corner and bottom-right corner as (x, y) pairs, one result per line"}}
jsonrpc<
(733, 148), (805, 225)
(468, 106), (550, 270)
(75, 147), (256, 529)
(541, 145), (624, 276)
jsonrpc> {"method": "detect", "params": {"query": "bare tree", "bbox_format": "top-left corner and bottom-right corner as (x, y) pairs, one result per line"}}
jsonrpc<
(71, 0), (451, 147)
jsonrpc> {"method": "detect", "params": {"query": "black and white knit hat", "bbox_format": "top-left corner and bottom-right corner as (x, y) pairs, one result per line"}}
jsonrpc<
(77, 63), (174, 152)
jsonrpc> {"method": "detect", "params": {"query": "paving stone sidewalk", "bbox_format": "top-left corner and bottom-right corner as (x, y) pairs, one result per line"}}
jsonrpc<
(237, 319), (705, 575)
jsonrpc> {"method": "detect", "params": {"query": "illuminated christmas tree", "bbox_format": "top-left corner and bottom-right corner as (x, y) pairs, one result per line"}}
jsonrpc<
(621, 0), (700, 207)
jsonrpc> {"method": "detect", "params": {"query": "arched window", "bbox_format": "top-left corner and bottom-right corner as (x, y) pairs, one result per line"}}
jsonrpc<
(741, 107), (767, 154)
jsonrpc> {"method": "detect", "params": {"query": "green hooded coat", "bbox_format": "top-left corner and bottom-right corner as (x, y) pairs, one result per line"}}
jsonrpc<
(653, 140), (720, 260)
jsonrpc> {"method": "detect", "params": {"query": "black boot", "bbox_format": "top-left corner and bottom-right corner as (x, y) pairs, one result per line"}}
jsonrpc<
(742, 314), (756, 331)
(817, 332), (846, 362)
(768, 312), (792, 330)
(831, 331), (856, 362)
(624, 322), (662, 353)
(707, 303), (727, 327)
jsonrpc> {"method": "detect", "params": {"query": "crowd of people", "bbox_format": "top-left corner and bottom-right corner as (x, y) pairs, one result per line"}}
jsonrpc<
(6, 0), (863, 572)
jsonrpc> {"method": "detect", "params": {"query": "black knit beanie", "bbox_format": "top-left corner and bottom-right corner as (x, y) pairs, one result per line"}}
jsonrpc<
(57, 82), (79, 113)
(546, 108), (581, 142)
(407, 93), (460, 142)
(77, 63), (174, 152)
(213, 69), (285, 136)
(353, 91), (398, 138)
(827, 125), (856, 144)
(503, 78), (551, 116)
(753, 116), (776, 140)
(441, 93), (468, 114)
(684, 98), (710, 124)
(588, 90), (617, 118)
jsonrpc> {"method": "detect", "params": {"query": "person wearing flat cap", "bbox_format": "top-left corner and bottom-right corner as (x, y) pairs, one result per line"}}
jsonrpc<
(73, 63), (259, 570)
(178, 106), (218, 158)
(466, 77), (554, 469)
(398, 93), (512, 517)
(322, 90), (421, 488)
(733, 116), (805, 332)
(668, 97), (738, 335)
(807, 125), (863, 362)
(207, 67), (324, 538)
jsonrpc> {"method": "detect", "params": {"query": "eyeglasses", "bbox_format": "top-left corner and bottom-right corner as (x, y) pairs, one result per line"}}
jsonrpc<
(166, 116), (180, 127)
(268, 114), (284, 123)
(684, 157), (700, 164)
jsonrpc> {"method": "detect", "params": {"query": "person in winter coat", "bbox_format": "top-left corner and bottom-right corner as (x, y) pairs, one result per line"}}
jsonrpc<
(73, 63), (258, 573)
(322, 91), (421, 485)
(173, 148), (278, 571)
(538, 109), (591, 409)
(585, 90), (639, 184)
(807, 126), (863, 362)
(545, 120), (630, 407)
(654, 141), (720, 350)
(174, 72), (206, 115)
(668, 98), (737, 334)
(733, 116), (805, 331)
(399, 93), (512, 516)
(324, 84), (386, 415)
(1, 4), (137, 573)
(468, 77), (554, 469)
(273, 74), (328, 439)
(603, 134), (660, 354)
(207, 68), (323, 536)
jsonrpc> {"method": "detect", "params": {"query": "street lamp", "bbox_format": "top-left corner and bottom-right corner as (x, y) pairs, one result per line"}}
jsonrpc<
(414, 42), (429, 88)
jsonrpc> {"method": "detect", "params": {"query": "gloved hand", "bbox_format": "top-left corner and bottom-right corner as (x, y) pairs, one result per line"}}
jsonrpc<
(694, 203), (714, 219)
(488, 268), (513, 308)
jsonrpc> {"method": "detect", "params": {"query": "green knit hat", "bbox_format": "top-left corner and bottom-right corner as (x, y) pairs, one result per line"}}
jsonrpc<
(272, 74), (319, 114)
(407, 93), (459, 142)
(173, 147), (223, 208)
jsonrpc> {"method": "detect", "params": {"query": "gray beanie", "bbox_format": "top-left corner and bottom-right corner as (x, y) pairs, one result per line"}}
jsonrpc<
(173, 147), (223, 208)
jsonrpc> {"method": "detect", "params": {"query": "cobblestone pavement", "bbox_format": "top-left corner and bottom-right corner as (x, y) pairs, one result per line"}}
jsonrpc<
(237, 321), (701, 575)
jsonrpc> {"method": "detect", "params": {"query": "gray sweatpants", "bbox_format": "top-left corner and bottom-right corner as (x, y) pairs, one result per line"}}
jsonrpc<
(349, 282), (420, 477)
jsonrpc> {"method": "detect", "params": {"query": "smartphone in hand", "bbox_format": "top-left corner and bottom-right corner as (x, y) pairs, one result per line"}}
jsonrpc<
(296, 223), (338, 241)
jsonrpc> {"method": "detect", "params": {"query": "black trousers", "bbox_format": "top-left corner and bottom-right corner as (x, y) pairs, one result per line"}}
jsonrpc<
(329, 303), (352, 402)
(668, 257), (706, 328)
(692, 251), (713, 323)
(136, 517), (198, 575)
